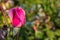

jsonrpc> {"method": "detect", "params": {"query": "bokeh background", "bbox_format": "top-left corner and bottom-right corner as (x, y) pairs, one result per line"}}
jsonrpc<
(0, 0), (60, 40)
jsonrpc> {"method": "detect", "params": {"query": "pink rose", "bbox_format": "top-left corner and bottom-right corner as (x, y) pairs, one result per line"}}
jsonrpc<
(8, 7), (25, 27)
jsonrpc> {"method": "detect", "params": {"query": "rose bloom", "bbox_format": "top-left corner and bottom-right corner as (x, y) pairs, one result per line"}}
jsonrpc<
(8, 7), (25, 27)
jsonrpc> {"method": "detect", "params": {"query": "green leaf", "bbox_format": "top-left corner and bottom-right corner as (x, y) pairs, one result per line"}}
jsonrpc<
(46, 30), (55, 38)
(55, 30), (60, 36)
(44, 38), (49, 40)
(55, 18), (60, 27)
(35, 31), (44, 39)
(58, 38), (60, 40)
(28, 36), (34, 40)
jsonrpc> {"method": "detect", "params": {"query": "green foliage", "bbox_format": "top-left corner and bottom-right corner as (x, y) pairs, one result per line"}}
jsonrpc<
(58, 38), (60, 40)
(0, 0), (60, 40)
(46, 30), (55, 38)
(35, 31), (44, 39)
(55, 29), (60, 36)
(55, 18), (60, 27)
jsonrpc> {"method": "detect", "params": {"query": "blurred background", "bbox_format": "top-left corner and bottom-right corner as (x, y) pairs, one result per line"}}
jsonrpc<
(0, 0), (60, 40)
